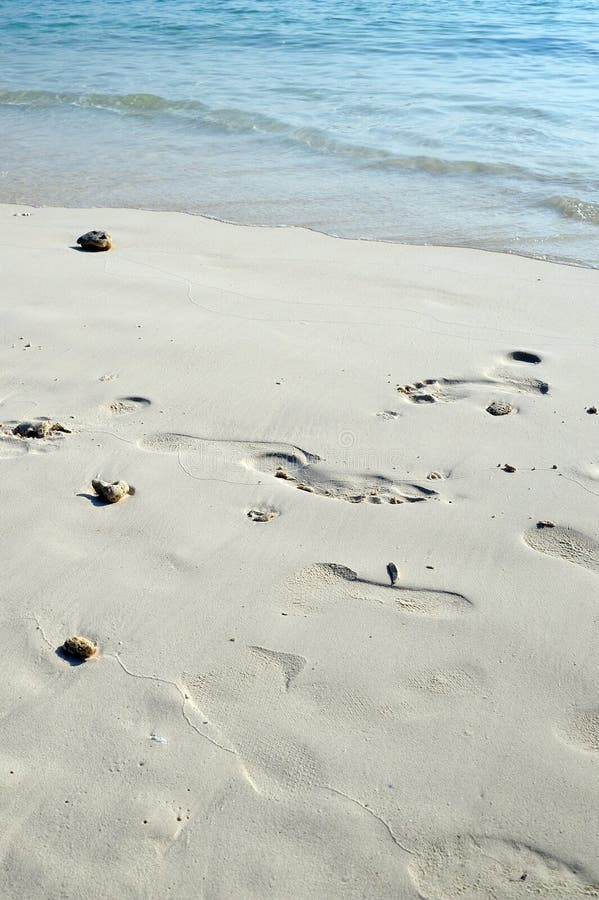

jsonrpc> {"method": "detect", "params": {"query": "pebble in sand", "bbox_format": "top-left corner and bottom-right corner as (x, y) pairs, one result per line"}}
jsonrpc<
(12, 421), (71, 438)
(62, 636), (97, 660)
(486, 401), (513, 416)
(386, 562), (399, 585)
(77, 230), (112, 252)
(91, 479), (135, 503)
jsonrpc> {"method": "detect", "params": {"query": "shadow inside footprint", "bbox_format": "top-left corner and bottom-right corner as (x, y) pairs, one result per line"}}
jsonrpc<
(122, 395), (151, 405)
(509, 350), (542, 364)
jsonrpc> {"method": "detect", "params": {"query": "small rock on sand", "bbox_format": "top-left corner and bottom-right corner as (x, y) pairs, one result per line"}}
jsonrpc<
(62, 636), (97, 660)
(503, 464), (517, 473)
(91, 479), (135, 503)
(486, 401), (513, 416)
(12, 421), (71, 438)
(247, 509), (277, 522)
(537, 520), (555, 528)
(77, 230), (112, 252)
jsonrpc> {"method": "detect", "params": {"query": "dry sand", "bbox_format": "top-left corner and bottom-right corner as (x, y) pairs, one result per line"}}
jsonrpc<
(1, 204), (599, 898)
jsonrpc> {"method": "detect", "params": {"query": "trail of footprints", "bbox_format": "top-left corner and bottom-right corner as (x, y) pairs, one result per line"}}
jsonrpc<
(524, 525), (599, 755)
(0, 350), (552, 508)
(182, 645), (483, 801)
(179, 559), (599, 897)
(6, 349), (599, 888)
(181, 564), (481, 802)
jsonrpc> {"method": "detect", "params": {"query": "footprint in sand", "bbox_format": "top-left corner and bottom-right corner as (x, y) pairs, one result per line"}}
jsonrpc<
(182, 645), (320, 800)
(140, 432), (318, 483)
(397, 360), (548, 405)
(523, 525), (599, 576)
(140, 432), (439, 506)
(556, 709), (599, 754)
(298, 662), (484, 730)
(261, 450), (437, 505)
(394, 663), (488, 720)
(183, 644), (430, 796)
(409, 834), (599, 899)
(285, 563), (472, 619)
(296, 680), (400, 729)
(106, 396), (152, 416)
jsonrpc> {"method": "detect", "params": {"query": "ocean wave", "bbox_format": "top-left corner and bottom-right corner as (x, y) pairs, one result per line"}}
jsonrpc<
(546, 195), (599, 225)
(0, 89), (202, 115)
(370, 154), (528, 177)
(0, 87), (546, 181)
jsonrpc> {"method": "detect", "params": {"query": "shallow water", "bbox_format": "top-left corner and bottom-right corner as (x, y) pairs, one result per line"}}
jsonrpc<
(1, 0), (598, 265)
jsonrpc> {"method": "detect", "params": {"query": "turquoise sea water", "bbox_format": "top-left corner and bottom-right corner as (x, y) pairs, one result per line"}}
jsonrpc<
(1, 0), (598, 265)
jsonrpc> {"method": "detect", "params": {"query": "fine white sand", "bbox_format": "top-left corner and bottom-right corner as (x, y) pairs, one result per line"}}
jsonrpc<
(1, 204), (599, 898)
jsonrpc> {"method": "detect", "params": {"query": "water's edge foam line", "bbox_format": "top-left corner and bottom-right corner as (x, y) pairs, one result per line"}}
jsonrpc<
(3, 201), (593, 271)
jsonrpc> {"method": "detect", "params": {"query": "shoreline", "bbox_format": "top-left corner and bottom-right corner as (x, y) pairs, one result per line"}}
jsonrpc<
(6, 200), (596, 272)
(2, 202), (599, 898)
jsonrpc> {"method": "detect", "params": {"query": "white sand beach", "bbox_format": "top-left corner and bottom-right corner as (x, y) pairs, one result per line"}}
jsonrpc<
(1, 204), (599, 898)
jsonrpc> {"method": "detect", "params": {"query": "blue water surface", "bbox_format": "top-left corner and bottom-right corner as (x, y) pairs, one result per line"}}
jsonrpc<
(1, 0), (598, 264)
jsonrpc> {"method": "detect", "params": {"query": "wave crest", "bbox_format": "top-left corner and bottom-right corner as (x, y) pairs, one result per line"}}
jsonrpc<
(547, 195), (599, 225)
(0, 88), (551, 182)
